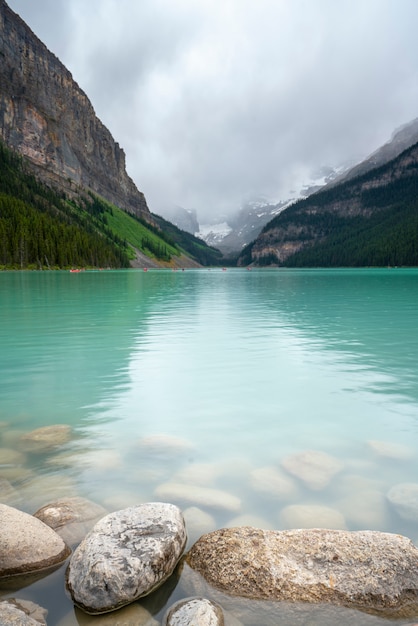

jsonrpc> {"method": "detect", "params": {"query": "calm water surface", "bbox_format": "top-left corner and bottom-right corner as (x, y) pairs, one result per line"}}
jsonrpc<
(1, 268), (418, 625)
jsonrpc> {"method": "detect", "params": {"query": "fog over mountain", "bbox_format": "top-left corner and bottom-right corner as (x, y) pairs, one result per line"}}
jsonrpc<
(8, 0), (418, 222)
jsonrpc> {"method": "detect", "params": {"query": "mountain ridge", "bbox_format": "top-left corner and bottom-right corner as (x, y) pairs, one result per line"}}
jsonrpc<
(237, 139), (418, 267)
(0, 0), (149, 221)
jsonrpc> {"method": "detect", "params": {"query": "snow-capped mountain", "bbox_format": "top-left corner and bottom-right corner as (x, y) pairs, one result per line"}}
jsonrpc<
(194, 164), (351, 254)
(155, 117), (418, 258)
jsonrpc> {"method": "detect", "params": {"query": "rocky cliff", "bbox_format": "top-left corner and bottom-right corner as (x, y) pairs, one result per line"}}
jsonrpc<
(0, 0), (150, 220)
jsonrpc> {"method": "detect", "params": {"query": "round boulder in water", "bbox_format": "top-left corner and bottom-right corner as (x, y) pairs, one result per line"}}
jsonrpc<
(164, 597), (224, 625)
(0, 503), (71, 580)
(66, 502), (187, 615)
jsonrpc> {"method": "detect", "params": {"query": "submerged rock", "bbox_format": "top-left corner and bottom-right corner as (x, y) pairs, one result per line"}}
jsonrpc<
(279, 504), (346, 529)
(19, 424), (72, 452)
(59, 603), (159, 625)
(173, 462), (223, 486)
(0, 477), (22, 507)
(368, 440), (414, 460)
(0, 503), (70, 579)
(137, 434), (194, 457)
(0, 599), (47, 625)
(154, 483), (241, 512)
(186, 527), (418, 617)
(387, 482), (418, 521)
(0, 447), (26, 465)
(338, 488), (389, 529)
(66, 502), (187, 615)
(183, 507), (217, 546)
(18, 474), (78, 512)
(33, 496), (108, 547)
(164, 597), (225, 625)
(225, 514), (273, 530)
(249, 465), (299, 499)
(281, 450), (343, 490)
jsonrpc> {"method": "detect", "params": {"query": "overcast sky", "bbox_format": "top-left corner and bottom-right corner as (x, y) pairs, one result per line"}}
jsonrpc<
(7, 0), (418, 220)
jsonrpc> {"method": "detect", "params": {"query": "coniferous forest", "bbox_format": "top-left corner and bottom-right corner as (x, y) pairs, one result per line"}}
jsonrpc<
(0, 140), (221, 269)
(238, 141), (418, 267)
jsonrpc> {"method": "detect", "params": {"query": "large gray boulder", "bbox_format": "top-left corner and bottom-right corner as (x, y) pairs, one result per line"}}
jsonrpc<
(186, 527), (418, 617)
(0, 503), (70, 579)
(66, 502), (187, 614)
(164, 597), (224, 625)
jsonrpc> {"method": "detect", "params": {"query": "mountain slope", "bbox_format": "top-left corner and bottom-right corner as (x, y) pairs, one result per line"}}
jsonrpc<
(238, 141), (418, 267)
(329, 117), (418, 188)
(0, 0), (220, 268)
(0, 0), (150, 221)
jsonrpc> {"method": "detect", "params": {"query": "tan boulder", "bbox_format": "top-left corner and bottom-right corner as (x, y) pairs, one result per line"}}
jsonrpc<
(0, 503), (70, 580)
(186, 527), (418, 617)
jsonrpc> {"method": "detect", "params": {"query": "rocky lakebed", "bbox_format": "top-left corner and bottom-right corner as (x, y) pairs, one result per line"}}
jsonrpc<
(1, 424), (418, 625)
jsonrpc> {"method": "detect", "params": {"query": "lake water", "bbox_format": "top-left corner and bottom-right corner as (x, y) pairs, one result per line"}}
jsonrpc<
(1, 268), (418, 625)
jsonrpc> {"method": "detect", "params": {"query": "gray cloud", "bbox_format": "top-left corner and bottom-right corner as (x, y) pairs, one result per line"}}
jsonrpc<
(7, 0), (418, 219)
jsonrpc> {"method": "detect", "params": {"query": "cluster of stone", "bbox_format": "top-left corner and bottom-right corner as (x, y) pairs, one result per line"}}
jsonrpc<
(1, 495), (418, 624)
(2, 429), (418, 624)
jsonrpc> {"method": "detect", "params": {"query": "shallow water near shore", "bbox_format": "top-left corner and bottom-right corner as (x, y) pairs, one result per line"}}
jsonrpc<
(1, 267), (418, 625)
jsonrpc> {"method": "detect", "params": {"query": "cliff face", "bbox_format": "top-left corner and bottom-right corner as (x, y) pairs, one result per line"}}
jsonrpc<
(0, 0), (150, 219)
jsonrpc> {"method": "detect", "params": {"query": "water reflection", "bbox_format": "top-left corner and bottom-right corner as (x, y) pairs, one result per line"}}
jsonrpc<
(1, 269), (418, 624)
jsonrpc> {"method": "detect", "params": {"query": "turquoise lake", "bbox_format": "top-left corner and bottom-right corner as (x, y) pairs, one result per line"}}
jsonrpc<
(1, 267), (418, 625)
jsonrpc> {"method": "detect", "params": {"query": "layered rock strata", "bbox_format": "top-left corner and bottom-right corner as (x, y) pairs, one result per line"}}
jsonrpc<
(0, 0), (150, 220)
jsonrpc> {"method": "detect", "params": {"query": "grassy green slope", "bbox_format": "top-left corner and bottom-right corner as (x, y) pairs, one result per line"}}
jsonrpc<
(0, 140), (222, 269)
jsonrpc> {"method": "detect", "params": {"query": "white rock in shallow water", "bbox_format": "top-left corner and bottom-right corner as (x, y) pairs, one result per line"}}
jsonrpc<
(164, 597), (224, 626)
(279, 504), (347, 530)
(0, 503), (70, 579)
(173, 463), (222, 486)
(154, 483), (241, 512)
(66, 502), (187, 615)
(387, 482), (418, 521)
(137, 434), (194, 457)
(281, 450), (343, 490)
(368, 439), (415, 460)
(338, 489), (389, 529)
(183, 507), (217, 545)
(225, 514), (274, 530)
(249, 465), (298, 499)
(33, 496), (108, 547)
